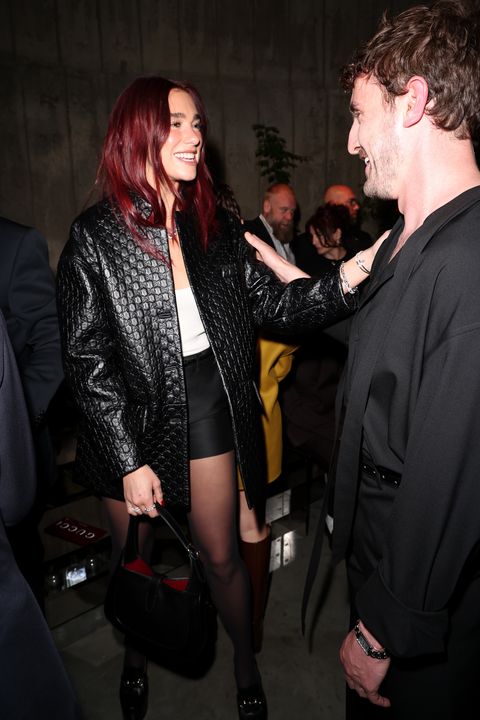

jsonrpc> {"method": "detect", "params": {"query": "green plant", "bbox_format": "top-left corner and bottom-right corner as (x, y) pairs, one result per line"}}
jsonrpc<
(252, 124), (308, 184)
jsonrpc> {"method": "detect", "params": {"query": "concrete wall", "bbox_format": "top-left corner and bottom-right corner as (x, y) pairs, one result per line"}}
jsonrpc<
(0, 0), (414, 266)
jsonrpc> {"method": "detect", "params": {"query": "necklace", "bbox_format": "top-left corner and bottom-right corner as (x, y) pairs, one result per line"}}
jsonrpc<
(166, 225), (177, 241)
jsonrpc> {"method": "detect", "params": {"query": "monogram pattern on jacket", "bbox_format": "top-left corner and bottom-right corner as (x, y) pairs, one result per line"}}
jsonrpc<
(57, 201), (352, 509)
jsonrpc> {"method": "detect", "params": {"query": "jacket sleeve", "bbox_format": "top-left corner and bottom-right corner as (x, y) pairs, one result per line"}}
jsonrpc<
(233, 218), (356, 333)
(356, 259), (480, 658)
(6, 226), (63, 425)
(56, 221), (143, 481)
(0, 312), (36, 525)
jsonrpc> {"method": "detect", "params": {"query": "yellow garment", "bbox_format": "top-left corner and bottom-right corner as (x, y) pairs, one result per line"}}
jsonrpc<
(239, 337), (297, 488)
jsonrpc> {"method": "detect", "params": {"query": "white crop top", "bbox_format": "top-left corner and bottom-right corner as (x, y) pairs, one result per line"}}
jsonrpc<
(175, 286), (210, 357)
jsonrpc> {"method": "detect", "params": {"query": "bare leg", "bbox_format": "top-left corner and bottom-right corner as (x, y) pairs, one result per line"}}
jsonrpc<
(103, 497), (155, 671)
(188, 451), (258, 689)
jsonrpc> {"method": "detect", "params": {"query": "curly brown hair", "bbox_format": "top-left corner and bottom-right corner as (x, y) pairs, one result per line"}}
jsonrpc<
(341, 1), (480, 140)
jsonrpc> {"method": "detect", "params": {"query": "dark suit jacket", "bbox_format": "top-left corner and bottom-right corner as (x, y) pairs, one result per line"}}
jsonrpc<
(0, 310), (36, 524)
(0, 312), (81, 719)
(333, 186), (480, 658)
(0, 217), (63, 426)
(0, 217), (64, 494)
(243, 216), (275, 249)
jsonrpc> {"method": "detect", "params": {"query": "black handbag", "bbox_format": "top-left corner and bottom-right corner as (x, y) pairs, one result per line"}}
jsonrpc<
(104, 507), (213, 660)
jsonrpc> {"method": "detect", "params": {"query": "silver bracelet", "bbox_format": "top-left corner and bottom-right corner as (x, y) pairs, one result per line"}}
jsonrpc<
(354, 621), (390, 660)
(355, 251), (371, 274)
(339, 261), (357, 295)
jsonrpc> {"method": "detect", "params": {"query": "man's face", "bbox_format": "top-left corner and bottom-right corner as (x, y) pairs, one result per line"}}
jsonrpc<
(348, 75), (402, 200)
(337, 189), (360, 222)
(263, 188), (297, 244)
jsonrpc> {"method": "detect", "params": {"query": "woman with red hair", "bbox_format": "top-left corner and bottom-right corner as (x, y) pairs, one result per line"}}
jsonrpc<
(57, 76), (380, 720)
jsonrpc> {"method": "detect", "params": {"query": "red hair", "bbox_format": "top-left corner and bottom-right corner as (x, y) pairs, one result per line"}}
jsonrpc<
(95, 76), (216, 252)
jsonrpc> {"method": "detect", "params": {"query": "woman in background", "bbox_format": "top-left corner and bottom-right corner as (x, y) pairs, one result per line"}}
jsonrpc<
(295, 204), (354, 278)
(283, 204), (360, 478)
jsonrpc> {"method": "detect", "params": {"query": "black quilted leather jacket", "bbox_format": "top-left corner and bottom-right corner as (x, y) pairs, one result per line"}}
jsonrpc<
(57, 199), (354, 509)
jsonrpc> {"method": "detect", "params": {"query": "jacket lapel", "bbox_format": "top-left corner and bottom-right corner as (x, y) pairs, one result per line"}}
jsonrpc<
(357, 219), (401, 308)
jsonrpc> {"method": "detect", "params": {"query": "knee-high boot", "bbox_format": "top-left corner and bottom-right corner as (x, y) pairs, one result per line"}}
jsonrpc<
(239, 529), (272, 653)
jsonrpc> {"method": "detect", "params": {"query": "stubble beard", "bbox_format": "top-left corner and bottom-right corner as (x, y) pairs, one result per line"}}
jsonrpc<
(363, 120), (401, 201)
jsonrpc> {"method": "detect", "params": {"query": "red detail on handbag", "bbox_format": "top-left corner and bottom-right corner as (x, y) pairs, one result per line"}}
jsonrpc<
(124, 559), (188, 590)
(163, 578), (188, 591)
(124, 558), (154, 577)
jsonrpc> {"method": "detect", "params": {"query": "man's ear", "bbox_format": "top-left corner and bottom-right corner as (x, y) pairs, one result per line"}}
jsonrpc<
(403, 76), (429, 128)
(263, 199), (271, 215)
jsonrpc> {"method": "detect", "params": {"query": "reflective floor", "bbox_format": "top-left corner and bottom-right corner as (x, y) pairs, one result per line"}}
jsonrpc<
(48, 472), (349, 719)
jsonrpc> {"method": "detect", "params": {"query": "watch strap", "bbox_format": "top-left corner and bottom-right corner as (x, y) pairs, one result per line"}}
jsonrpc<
(354, 621), (390, 660)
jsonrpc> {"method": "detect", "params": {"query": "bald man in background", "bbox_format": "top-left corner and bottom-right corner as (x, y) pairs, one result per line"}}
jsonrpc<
(324, 184), (372, 253)
(244, 183), (298, 263)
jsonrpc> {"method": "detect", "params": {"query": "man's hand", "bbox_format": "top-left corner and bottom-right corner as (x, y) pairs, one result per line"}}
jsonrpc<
(340, 623), (391, 707)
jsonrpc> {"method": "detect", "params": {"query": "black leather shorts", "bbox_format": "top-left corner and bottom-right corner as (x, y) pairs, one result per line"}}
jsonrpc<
(183, 347), (234, 460)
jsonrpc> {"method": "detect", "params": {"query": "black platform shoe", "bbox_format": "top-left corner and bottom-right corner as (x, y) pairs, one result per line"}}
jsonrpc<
(120, 668), (148, 720)
(237, 682), (268, 720)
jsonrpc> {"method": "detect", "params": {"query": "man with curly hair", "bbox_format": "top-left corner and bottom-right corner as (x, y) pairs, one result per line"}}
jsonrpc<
(327, 2), (480, 716)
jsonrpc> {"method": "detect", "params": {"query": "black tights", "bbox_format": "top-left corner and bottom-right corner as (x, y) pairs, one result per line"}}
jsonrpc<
(187, 451), (257, 688)
(103, 450), (257, 689)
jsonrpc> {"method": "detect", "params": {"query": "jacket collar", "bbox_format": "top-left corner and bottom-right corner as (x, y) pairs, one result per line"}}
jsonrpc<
(350, 184), (480, 432)
(359, 185), (480, 309)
